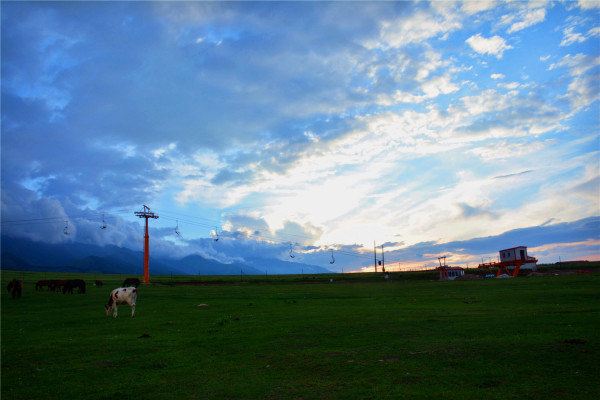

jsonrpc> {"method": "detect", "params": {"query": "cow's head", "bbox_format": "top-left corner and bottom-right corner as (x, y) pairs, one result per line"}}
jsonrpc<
(105, 295), (115, 316)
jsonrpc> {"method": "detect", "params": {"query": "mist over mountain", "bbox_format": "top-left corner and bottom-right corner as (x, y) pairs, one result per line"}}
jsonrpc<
(0, 236), (332, 275)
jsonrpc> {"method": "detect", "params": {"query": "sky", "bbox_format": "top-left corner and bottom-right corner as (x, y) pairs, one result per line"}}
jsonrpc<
(1, 1), (599, 272)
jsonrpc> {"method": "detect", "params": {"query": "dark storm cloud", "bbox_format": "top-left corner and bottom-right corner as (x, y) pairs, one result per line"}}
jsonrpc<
(0, 1), (462, 219)
(382, 216), (600, 264)
(0, 1), (398, 218)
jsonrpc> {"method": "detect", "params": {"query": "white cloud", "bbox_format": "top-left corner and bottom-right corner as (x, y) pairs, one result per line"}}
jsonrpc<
(507, 7), (546, 33)
(560, 27), (587, 46)
(377, 74), (459, 106)
(102, 142), (137, 158)
(490, 73), (505, 80)
(303, 131), (320, 143)
(539, 55), (551, 62)
(498, 82), (522, 90)
(415, 49), (448, 81)
(469, 140), (548, 161)
(466, 34), (512, 58)
(421, 74), (459, 98)
(560, 25), (600, 46)
(367, 8), (462, 49)
(461, 1), (497, 15)
(549, 53), (600, 76)
(168, 78), (581, 251)
(578, 0), (600, 9)
(566, 72), (600, 111)
(498, 2), (548, 34)
(152, 142), (177, 158)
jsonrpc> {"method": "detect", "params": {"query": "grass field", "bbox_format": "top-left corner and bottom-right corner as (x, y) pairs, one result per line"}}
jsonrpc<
(2, 270), (600, 399)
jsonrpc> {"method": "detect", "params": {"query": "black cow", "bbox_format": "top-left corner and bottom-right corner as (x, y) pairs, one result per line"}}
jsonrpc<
(122, 278), (141, 287)
(35, 280), (51, 291)
(49, 279), (68, 292)
(7, 279), (23, 299)
(62, 279), (86, 294)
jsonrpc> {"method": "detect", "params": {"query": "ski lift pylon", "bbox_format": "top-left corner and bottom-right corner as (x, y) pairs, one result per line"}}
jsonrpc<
(329, 249), (335, 264)
(211, 227), (219, 242)
(175, 219), (181, 237)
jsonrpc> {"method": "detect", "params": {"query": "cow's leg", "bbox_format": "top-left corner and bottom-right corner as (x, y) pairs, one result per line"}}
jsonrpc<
(131, 304), (136, 318)
(113, 305), (118, 318)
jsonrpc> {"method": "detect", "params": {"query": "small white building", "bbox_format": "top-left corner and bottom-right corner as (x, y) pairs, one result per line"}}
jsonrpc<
(499, 246), (537, 270)
(438, 266), (465, 281)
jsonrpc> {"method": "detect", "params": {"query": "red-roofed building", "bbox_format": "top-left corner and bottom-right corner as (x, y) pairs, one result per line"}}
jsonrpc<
(436, 255), (465, 281)
(438, 266), (465, 281)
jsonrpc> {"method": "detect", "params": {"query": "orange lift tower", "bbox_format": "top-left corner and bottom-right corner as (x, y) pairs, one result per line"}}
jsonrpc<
(135, 205), (159, 285)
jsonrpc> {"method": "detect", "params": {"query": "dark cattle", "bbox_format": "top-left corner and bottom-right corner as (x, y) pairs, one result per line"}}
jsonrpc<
(94, 280), (104, 287)
(122, 278), (141, 287)
(50, 280), (68, 292)
(36, 280), (51, 291)
(7, 279), (23, 299)
(63, 279), (86, 294)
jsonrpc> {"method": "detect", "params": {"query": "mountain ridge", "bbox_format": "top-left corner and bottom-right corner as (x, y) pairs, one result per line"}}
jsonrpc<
(0, 235), (332, 275)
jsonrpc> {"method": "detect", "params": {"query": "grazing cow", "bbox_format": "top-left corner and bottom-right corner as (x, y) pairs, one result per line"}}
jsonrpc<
(105, 287), (137, 317)
(35, 280), (51, 291)
(122, 277), (141, 287)
(49, 279), (68, 292)
(7, 279), (23, 299)
(94, 280), (103, 287)
(62, 279), (86, 294)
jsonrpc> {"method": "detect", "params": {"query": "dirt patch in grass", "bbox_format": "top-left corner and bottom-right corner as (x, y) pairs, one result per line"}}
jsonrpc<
(561, 338), (588, 345)
(477, 379), (502, 389)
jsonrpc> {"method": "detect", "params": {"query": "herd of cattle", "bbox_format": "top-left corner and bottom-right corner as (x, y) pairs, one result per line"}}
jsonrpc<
(6, 277), (141, 300)
(7, 277), (140, 317)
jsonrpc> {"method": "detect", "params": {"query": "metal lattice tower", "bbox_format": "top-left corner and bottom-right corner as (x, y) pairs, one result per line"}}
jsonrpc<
(134, 205), (159, 284)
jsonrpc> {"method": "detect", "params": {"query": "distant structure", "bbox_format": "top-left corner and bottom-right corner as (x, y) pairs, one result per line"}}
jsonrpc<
(437, 256), (464, 281)
(479, 246), (538, 277)
(374, 242), (385, 273)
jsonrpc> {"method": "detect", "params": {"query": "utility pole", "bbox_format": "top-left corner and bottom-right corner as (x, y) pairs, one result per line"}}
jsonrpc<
(374, 241), (378, 273)
(381, 244), (385, 273)
(134, 205), (159, 285)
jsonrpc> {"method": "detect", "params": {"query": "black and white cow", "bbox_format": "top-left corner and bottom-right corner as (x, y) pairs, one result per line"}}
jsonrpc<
(104, 287), (137, 318)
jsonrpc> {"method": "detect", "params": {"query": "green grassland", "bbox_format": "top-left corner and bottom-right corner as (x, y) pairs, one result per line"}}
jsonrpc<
(2, 270), (600, 399)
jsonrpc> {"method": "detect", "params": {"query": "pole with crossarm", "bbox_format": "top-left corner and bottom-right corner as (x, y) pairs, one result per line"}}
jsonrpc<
(134, 205), (159, 285)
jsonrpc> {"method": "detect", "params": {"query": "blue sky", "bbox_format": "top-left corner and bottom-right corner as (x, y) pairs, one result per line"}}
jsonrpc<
(1, 1), (599, 271)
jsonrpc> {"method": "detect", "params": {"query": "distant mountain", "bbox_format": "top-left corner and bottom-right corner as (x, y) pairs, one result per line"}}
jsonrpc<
(0, 236), (180, 275)
(166, 254), (263, 276)
(243, 256), (332, 275)
(0, 251), (31, 269)
(0, 236), (332, 275)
